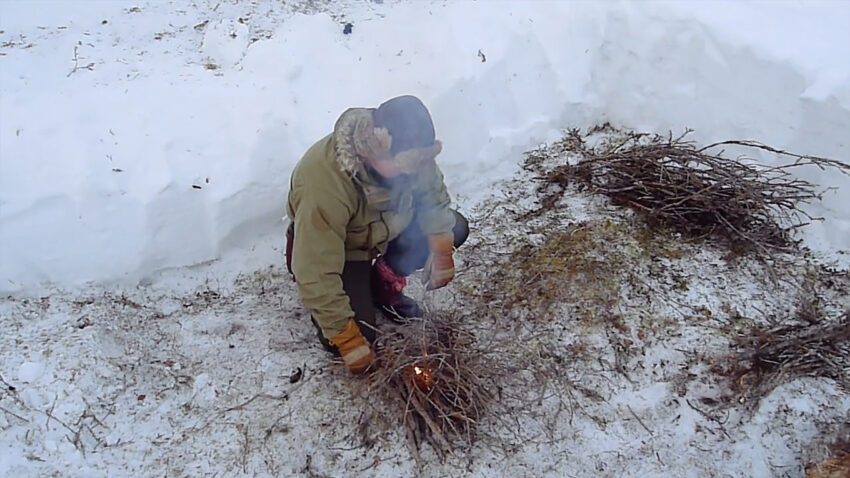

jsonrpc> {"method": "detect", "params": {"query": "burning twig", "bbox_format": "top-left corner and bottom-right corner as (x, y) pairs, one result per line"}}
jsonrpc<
(365, 315), (495, 461)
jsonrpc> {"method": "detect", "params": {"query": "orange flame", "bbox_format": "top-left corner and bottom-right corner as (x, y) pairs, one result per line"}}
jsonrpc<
(408, 364), (433, 389)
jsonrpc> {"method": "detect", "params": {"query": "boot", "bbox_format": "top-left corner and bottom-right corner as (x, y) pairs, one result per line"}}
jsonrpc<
(379, 294), (422, 323)
(311, 317), (340, 356)
(371, 258), (423, 323)
(375, 293), (422, 324)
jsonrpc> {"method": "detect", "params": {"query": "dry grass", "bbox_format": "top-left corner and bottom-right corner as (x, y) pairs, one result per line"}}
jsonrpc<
(469, 218), (647, 323)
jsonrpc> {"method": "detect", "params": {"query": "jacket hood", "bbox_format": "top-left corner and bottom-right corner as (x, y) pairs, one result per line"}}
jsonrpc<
(332, 107), (443, 179)
(332, 108), (386, 177)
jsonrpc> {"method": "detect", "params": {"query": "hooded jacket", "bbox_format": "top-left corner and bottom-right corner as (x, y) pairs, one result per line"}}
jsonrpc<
(286, 108), (456, 339)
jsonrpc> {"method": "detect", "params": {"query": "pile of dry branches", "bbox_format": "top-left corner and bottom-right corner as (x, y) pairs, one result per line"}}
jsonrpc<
(807, 426), (850, 478)
(526, 126), (850, 254)
(722, 312), (850, 405)
(806, 451), (850, 478)
(366, 315), (495, 461)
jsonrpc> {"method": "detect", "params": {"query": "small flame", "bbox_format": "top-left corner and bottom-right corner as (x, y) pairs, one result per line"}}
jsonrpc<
(409, 364), (434, 389)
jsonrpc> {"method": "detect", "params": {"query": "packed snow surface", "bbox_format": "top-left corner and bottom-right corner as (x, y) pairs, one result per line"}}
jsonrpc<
(1, 0), (848, 293)
(1, 1), (849, 477)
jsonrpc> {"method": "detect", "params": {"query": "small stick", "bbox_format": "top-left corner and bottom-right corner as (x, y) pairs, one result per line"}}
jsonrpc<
(626, 405), (653, 436)
(0, 405), (29, 423)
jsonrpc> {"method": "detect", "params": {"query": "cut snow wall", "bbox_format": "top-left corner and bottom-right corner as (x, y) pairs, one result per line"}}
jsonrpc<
(1, 1), (848, 293)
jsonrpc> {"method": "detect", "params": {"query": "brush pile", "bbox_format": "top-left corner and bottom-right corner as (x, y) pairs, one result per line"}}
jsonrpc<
(807, 442), (850, 478)
(366, 315), (495, 461)
(722, 311), (850, 405)
(525, 126), (850, 255)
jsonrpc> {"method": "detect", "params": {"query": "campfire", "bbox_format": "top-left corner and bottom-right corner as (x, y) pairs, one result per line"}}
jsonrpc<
(366, 315), (494, 461)
(406, 363), (434, 390)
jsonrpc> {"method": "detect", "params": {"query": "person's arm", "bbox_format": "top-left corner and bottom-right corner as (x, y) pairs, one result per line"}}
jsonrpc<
(413, 160), (455, 235)
(413, 161), (457, 289)
(290, 178), (375, 373)
(290, 178), (353, 338)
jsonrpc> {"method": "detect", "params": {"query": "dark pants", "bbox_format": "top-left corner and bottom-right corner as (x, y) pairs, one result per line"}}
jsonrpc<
(290, 210), (470, 348)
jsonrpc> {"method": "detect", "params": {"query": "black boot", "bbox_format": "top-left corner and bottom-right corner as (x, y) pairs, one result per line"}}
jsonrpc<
(311, 317), (340, 356)
(377, 294), (422, 323)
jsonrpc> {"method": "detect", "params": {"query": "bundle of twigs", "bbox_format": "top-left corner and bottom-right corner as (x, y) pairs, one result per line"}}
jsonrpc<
(725, 312), (850, 405)
(807, 425), (850, 478)
(806, 451), (850, 478)
(367, 315), (494, 461)
(527, 127), (850, 254)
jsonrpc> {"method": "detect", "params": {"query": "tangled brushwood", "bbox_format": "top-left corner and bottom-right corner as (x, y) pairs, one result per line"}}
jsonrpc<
(525, 126), (850, 255)
(806, 452), (850, 478)
(366, 315), (495, 461)
(721, 312), (850, 406)
(806, 424), (850, 478)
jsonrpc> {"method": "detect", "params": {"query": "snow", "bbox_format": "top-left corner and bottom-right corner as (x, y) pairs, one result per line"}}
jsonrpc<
(2, 0), (849, 293)
(16, 362), (44, 383)
(1, 0), (849, 476)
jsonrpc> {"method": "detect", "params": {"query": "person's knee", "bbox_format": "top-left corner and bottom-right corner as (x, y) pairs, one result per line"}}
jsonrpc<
(452, 210), (470, 248)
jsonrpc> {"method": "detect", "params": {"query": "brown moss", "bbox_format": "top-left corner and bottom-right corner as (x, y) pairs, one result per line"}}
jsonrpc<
(470, 219), (642, 325)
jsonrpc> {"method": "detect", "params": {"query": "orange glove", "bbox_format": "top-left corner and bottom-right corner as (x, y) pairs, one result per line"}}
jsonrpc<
(425, 232), (455, 290)
(329, 319), (375, 374)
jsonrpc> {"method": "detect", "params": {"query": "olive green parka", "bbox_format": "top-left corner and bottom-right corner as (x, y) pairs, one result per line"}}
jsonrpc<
(286, 108), (455, 339)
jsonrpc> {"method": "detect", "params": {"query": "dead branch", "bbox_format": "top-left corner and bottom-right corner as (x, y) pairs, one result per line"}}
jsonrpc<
(721, 311), (850, 406)
(0, 405), (29, 423)
(67, 46), (95, 77)
(626, 404), (653, 436)
(223, 392), (289, 413)
(525, 127), (850, 257)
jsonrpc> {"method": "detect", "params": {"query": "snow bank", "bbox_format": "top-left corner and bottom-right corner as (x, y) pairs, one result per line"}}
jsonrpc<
(1, 0), (848, 293)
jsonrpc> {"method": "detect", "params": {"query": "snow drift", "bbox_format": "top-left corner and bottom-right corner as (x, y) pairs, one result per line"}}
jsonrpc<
(1, 0), (848, 293)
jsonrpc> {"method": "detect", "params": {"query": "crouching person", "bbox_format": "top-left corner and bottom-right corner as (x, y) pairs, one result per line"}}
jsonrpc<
(285, 95), (469, 374)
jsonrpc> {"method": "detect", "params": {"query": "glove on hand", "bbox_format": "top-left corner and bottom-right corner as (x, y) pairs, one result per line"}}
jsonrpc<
(329, 319), (375, 374)
(372, 257), (407, 305)
(425, 232), (455, 290)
